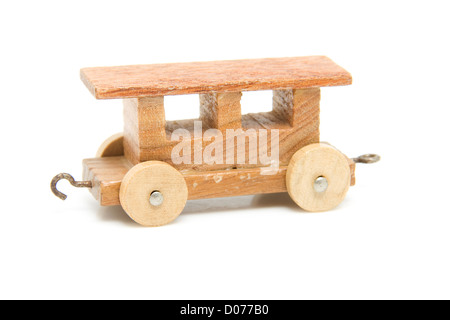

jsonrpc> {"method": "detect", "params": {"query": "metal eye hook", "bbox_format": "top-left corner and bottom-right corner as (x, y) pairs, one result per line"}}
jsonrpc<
(51, 173), (92, 201)
(352, 154), (381, 164)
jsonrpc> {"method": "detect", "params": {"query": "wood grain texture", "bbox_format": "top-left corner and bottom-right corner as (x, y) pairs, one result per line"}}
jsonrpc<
(96, 133), (124, 157)
(119, 161), (188, 227)
(348, 157), (356, 186)
(123, 97), (166, 165)
(124, 89), (320, 170)
(200, 92), (242, 130)
(81, 56), (352, 99)
(286, 143), (350, 211)
(82, 155), (356, 207)
(82, 156), (133, 206)
(273, 88), (321, 127)
(184, 167), (288, 200)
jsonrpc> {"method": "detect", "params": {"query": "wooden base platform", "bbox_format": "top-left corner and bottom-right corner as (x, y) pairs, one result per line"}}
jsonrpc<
(83, 156), (355, 206)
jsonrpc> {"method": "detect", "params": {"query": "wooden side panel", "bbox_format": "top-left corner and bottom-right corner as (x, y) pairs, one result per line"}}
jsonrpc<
(126, 88), (320, 169)
(144, 116), (318, 170)
(184, 167), (287, 200)
(82, 157), (288, 206)
(200, 92), (242, 130)
(82, 156), (355, 207)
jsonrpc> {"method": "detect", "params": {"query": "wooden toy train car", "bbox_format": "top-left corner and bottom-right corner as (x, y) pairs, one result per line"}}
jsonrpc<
(51, 56), (379, 227)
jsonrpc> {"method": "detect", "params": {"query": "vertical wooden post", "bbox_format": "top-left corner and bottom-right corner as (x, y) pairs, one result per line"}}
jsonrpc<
(272, 88), (321, 165)
(273, 88), (321, 127)
(123, 96), (166, 165)
(200, 92), (242, 130)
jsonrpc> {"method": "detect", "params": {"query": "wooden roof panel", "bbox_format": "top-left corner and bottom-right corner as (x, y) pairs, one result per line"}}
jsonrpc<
(80, 56), (352, 99)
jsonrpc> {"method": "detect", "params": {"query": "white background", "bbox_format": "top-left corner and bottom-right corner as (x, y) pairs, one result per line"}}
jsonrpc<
(0, 0), (449, 300)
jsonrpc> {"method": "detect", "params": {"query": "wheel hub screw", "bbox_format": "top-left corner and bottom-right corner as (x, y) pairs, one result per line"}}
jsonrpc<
(314, 176), (328, 193)
(149, 191), (164, 206)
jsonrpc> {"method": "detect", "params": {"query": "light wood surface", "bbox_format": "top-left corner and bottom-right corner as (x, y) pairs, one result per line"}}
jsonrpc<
(123, 88), (320, 169)
(82, 154), (355, 207)
(123, 96), (167, 165)
(81, 56), (352, 99)
(286, 143), (350, 212)
(119, 161), (188, 227)
(82, 156), (133, 206)
(96, 133), (124, 157)
(273, 88), (321, 126)
(348, 157), (356, 186)
(200, 92), (242, 130)
(184, 167), (287, 200)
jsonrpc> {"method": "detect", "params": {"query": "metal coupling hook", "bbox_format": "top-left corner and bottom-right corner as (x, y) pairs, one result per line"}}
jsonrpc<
(352, 154), (381, 164)
(51, 173), (92, 201)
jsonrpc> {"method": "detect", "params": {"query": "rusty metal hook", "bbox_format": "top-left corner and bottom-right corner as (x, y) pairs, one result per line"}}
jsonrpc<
(352, 154), (381, 164)
(51, 173), (92, 200)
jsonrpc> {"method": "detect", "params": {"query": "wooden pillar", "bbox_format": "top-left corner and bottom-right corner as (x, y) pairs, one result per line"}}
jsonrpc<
(123, 96), (166, 165)
(200, 92), (242, 130)
(273, 88), (321, 127)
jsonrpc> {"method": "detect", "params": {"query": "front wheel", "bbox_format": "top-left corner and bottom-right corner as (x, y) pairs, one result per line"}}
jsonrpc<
(119, 161), (188, 227)
(286, 143), (350, 212)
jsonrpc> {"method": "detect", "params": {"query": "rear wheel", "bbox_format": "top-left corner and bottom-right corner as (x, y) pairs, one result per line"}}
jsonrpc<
(286, 143), (350, 212)
(96, 133), (124, 157)
(119, 161), (188, 227)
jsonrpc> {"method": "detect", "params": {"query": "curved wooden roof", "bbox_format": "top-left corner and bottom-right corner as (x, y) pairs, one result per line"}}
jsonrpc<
(81, 56), (352, 99)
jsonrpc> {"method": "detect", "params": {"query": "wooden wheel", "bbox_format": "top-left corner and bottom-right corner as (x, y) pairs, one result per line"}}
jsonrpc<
(96, 133), (124, 157)
(119, 161), (188, 227)
(286, 143), (350, 212)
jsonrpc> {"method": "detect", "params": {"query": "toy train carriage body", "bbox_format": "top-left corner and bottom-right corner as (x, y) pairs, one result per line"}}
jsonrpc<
(79, 56), (355, 226)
